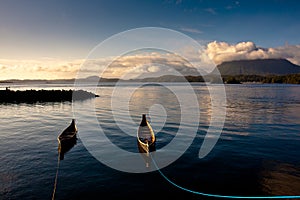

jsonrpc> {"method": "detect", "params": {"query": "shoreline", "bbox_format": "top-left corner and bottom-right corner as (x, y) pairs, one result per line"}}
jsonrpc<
(0, 88), (99, 103)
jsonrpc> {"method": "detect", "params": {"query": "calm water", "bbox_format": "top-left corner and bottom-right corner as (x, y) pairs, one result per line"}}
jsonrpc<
(0, 83), (300, 200)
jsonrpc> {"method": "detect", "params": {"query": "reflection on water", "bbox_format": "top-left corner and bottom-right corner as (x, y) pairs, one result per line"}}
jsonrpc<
(57, 119), (78, 160)
(58, 135), (77, 160)
(260, 161), (300, 195)
(137, 139), (156, 168)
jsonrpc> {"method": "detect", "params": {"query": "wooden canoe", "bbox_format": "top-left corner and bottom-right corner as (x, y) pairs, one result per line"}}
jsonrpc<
(57, 119), (78, 160)
(137, 114), (156, 154)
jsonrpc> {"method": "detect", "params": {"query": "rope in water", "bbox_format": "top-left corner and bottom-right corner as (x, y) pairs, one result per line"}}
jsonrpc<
(51, 142), (61, 200)
(149, 153), (300, 199)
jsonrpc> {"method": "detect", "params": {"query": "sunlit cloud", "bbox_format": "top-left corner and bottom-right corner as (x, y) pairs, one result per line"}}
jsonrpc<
(0, 58), (83, 80)
(100, 52), (201, 79)
(204, 41), (300, 65)
(0, 51), (205, 80)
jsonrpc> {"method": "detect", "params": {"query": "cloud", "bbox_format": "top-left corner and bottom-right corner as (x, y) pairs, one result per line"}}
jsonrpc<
(204, 41), (300, 65)
(204, 8), (217, 15)
(2, 41), (300, 80)
(147, 65), (160, 73)
(101, 52), (202, 79)
(180, 27), (203, 34)
(272, 45), (300, 65)
(175, 0), (182, 5)
(0, 65), (7, 70)
(225, 1), (240, 10)
(0, 58), (83, 80)
(0, 51), (204, 80)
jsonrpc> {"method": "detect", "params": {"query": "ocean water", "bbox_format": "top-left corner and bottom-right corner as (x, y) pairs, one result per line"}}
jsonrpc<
(0, 83), (300, 200)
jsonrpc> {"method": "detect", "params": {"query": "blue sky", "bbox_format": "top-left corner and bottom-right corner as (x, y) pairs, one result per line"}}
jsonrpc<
(1, 0), (300, 79)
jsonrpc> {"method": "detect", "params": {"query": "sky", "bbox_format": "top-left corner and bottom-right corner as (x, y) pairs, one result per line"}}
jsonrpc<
(1, 0), (300, 80)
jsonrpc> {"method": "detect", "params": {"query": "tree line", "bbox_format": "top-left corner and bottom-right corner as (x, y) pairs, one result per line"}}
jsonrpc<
(184, 74), (300, 84)
(221, 74), (300, 84)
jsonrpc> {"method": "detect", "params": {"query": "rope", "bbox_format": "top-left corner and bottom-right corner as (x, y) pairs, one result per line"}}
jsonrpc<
(149, 153), (300, 199)
(51, 141), (61, 200)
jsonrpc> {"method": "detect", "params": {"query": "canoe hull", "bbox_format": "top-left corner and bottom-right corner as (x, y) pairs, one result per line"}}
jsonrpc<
(137, 115), (156, 167)
(57, 119), (78, 160)
(137, 121), (156, 153)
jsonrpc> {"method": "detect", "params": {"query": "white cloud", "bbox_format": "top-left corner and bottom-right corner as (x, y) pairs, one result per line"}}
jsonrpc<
(204, 41), (300, 65)
(147, 65), (160, 73)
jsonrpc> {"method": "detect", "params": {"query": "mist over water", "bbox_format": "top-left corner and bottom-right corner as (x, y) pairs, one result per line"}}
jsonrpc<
(0, 83), (300, 199)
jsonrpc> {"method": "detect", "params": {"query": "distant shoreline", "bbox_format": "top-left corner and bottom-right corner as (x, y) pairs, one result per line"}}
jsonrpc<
(1, 73), (299, 84)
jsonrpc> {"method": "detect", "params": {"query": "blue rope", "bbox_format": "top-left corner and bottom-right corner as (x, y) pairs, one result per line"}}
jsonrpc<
(151, 154), (300, 199)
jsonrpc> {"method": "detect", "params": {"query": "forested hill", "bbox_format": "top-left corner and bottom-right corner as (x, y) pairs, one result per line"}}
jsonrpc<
(212, 59), (300, 76)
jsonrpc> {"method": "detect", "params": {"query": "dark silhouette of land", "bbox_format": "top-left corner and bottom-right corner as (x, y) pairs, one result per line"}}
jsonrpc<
(212, 58), (300, 76)
(0, 88), (99, 103)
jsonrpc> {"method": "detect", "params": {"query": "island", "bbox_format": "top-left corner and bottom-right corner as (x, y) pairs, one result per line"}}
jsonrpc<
(0, 88), (99, 103)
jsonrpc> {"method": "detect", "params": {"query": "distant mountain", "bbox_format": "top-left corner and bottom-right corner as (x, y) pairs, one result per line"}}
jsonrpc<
(83, 76), (119, 82)
(212, 59), (300, 76)
(131, 75), (187, 82)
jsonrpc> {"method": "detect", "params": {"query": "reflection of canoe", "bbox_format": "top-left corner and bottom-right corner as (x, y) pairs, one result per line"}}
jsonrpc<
(57, 119), (78, 160)
(137, 114), (156, 168)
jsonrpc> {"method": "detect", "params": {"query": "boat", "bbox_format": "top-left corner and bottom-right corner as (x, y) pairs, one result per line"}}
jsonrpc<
(57, 119), (78, 160)
(137, 114), (156, 156)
